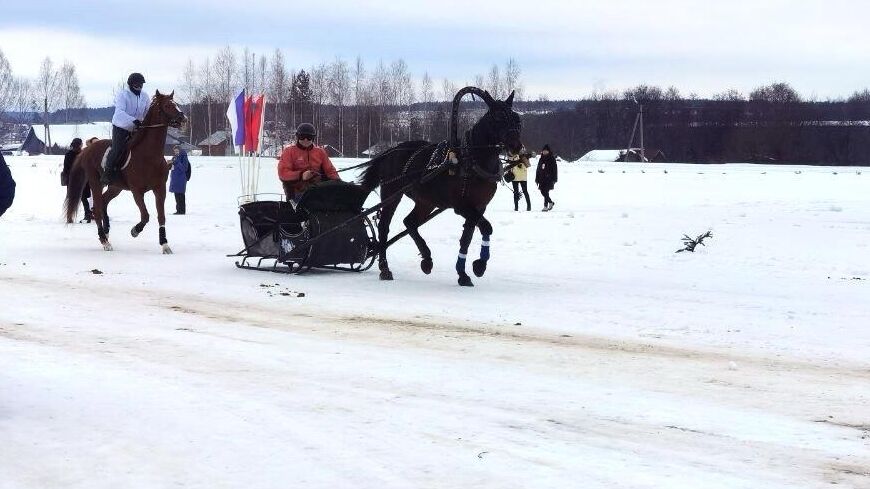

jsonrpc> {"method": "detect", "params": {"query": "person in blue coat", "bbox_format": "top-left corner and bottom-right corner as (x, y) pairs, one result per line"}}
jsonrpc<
(168, 145), (191, 214)
(0, 152), (15, 218)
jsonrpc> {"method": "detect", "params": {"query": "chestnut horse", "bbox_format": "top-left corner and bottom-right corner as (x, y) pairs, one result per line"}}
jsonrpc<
(64, 91), (185, 253)
(359, 87), (523, 286)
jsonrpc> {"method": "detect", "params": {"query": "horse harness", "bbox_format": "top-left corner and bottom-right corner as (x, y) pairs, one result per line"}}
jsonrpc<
(381, 140), (506, 198)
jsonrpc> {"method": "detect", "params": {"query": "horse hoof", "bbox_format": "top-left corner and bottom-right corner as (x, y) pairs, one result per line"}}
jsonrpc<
(102, 242), (113, 251)
(162, 244), (173, 254)
(458, 275), (474, 287)
(379, 270), (394, 281)
(472, 259), (487, 277)
(421, 258), (433, 274)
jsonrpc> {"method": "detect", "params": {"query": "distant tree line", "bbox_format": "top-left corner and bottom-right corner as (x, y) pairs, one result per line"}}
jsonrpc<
(521, 83), (870, 165)
(4, 45), (870, 164)
(175, 46), (523, 156)
(0, 50), (88, 149)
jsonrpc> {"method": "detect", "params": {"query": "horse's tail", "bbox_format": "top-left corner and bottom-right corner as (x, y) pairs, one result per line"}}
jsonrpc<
(63, 152), (88, 223)
(357, 141), (430, 191)
(358, 157), (382, 191)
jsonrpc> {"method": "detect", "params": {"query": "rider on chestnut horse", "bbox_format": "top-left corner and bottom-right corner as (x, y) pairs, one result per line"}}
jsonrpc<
(102, 72), (150, 185)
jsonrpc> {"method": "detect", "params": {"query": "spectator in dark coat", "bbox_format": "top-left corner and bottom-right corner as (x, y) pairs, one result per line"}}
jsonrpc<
(535, 144), (558, 211)
(61, 137), (93, 222)
(168, 145), (191, 215)
(0, 152), (15, 218)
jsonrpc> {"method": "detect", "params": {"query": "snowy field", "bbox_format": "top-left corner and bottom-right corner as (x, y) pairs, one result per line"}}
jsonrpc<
(1, 155), (869, 488)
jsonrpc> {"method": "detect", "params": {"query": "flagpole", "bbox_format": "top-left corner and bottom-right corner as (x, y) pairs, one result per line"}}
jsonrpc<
(239, 142), (246, 199)
(255, 93), (266, 197)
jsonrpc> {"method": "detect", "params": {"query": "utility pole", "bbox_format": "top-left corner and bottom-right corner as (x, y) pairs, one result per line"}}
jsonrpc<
(43, 97), (52, 154)
(624, 98), (644, 162)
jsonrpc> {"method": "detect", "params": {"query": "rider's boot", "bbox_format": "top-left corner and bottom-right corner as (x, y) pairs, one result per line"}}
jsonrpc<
(100, 163), (115, 185)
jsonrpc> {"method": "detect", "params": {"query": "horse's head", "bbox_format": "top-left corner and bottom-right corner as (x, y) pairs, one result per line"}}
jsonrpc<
(151, 90), (186, 128)
(473, 90), (523, 155)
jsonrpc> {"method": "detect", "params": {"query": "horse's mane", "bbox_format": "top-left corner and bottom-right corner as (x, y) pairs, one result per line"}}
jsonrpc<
(358, 141), (430, 191)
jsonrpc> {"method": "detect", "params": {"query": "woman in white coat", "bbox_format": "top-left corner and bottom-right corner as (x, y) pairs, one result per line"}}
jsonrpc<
(101, 72), (151, 185)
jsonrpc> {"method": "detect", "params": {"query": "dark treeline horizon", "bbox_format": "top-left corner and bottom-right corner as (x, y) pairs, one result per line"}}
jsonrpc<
(9, 81), (870, 165)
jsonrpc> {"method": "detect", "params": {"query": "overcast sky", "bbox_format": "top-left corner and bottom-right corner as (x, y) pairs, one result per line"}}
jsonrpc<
(2, 0), (869, 106)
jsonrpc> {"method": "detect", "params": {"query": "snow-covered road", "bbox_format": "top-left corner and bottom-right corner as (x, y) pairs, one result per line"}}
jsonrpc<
(1, 156), (868, 488)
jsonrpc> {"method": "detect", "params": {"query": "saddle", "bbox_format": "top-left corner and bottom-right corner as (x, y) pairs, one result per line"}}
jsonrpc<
(100, 144), (133, 173)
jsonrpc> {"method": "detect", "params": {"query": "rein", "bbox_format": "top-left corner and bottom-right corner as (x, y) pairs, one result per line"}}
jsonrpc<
(137, 97), (183, 130)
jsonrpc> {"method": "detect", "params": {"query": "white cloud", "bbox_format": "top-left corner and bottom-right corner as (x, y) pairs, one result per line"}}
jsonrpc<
(2, 0), (870, 105)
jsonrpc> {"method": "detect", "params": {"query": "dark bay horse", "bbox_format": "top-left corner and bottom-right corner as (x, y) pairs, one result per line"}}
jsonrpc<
(359, 87), (523, 286)
(64, 91), (185, 253)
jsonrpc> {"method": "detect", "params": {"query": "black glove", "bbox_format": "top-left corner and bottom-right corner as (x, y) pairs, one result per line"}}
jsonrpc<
(133, 120), (141, 128)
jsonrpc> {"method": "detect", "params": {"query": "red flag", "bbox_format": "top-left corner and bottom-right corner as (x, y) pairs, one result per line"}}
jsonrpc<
(245, 94), (265, 152)
(241, 95), (252, 152)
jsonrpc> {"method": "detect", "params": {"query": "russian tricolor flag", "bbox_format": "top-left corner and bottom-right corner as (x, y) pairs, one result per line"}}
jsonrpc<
(245, 94), (265, 152)
(226, 88), (246, 147)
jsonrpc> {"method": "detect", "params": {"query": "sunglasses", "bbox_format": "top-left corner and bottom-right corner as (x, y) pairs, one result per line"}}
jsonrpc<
(298, 135), (314, 141)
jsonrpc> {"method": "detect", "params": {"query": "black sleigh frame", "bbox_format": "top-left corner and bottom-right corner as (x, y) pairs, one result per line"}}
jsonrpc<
(230, 181), (378, 274)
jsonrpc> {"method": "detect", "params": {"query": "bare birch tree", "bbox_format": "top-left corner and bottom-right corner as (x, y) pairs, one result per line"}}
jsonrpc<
(287, 68), (297, 130)
(389, 59), (410, 143)
(58, 61), (86, 122)
(199, 56), (214, 155)
(328, 57), (350, 154)
(503, 58), (523, 101)
(257, 55), (267, 96)
(420, 71), (433, 139)
(179, 58), (199, 143)
(473, 74), (485, 91)
(309, 63), (328, 141)
(372, 60), (389, 144)
(441, 78), (456, 102)
(242, 47), (252, 94)
(36, 57), (61, 151)
(268, 49), (288, 150)
(0, 49), (14, 121)
(9, 78), (33, 118)
(486, 64), (502, 99)
(352, 56), (365, 156)
(213, 46), (238, 154)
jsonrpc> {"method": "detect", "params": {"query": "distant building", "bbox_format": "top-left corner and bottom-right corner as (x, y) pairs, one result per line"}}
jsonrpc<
(619, 148), (667, 163)
(578, 148), (667, 163)
(578, 149), (622, 162)
(22, 122), (114, 155)
(321, 144), (343, 158)
(165, 127), (198, 155)
(197, 130), (231, 156)
(361, 142), (391, 157)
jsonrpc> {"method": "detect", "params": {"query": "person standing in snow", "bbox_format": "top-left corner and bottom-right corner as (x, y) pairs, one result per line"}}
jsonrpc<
(508, 148), (532, 211)
(61, 137), (94, 222)
(277, 122), (340, 202)
(535, 144), (558, 211)
(168, 145), (191, 215)
(0, 152), (15, 218)
(102, 72), (151, 185)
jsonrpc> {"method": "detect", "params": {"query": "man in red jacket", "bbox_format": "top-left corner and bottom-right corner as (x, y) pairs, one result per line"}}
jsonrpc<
(278, 123), (340, 201)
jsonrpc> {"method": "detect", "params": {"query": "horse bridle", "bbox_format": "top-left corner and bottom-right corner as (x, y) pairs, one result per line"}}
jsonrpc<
(138, 98), (184, 129)
(458, 109), (523, 182)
